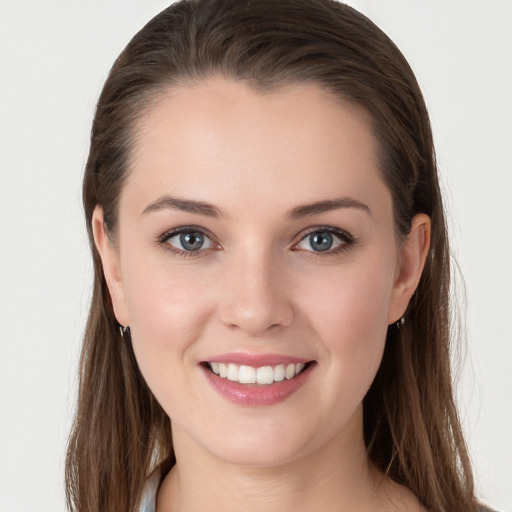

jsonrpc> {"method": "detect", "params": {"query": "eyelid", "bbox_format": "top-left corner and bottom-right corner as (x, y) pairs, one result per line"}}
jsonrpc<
(157, 225), (221, 257)
(158, 225), (213, 243)
(291, 225), (355, 255)
(157, 224), (355, 258)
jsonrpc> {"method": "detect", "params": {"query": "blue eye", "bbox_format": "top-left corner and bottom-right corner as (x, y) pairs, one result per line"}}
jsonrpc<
(178, 232), (207, 251)
(159, 226), (353, 258)
(294, 228), (353, 254)
(161, 228), (216, 255)
(308, 232), (335, 252)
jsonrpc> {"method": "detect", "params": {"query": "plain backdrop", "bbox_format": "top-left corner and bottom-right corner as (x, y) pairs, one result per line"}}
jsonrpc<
(0, 1), (511, 511)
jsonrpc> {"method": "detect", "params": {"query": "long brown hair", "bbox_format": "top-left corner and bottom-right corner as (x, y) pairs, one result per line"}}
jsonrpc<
(66, 1), (477, 511)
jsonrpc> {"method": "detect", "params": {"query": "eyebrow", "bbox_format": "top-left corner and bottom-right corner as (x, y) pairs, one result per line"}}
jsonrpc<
(141, 194), (371, 218)
(287, 197), (371, 219)
(141, 195), (222, 217)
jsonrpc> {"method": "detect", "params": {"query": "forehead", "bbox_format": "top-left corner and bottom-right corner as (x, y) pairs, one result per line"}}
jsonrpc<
(124, 77), (390, 219)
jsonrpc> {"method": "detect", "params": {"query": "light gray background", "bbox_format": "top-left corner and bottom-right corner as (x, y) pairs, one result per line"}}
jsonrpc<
(0, 1), (510, 511)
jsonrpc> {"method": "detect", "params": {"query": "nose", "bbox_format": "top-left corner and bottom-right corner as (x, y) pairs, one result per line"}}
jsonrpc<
(217, 247), (294, 336)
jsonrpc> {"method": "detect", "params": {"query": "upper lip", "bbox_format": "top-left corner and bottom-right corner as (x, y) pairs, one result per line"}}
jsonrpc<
(201, 352), (312, 367)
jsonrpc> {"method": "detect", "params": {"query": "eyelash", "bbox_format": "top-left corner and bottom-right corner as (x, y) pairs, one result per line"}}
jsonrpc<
(291, 226), (355, 256)
(157, 225), (355, 259)
(157, 226), (218, 259)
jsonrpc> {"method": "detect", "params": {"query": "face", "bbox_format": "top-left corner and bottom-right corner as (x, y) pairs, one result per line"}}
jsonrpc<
(94, 77), (429, 467)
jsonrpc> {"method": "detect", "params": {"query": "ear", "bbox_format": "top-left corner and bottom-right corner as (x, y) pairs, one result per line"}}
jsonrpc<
(387, 213), (431, 324)
(92, 206), (130, 327)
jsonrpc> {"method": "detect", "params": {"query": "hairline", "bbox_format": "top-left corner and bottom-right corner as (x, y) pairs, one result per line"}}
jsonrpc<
(107, 72), (393, 237)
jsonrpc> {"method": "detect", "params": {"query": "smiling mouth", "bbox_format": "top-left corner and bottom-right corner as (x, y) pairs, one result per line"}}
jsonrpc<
(202, 361), (314, 385)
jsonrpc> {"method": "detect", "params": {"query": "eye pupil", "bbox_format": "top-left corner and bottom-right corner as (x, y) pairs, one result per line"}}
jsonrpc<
(310, 232), (333, 252)
(180, 232), (204, 251)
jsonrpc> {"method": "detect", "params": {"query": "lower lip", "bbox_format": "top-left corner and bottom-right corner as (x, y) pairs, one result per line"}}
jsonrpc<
(201, 363), (315, 406)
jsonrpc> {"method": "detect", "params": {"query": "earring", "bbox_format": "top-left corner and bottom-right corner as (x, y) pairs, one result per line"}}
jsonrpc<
(119, 325), (130, 337)
(396, 317), (404, 331)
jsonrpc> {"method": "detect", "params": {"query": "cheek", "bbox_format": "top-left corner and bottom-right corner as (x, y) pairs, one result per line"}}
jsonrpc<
(303, 255), (395, 340)
(299, 256), (395, 397)
(122, 258), (215, 397)
(124, 235), (217, 329)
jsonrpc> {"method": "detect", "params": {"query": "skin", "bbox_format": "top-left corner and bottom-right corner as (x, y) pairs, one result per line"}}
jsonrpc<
(93, 77), (430, 511)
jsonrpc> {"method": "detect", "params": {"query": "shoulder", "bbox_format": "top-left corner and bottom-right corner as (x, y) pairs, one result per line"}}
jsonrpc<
(478, 505), (502, 512)
(139, 470), (160, 512)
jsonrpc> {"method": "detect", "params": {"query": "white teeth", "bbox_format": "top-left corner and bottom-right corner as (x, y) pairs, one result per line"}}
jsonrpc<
(285, 363), (295, 379)
(274, 364), (285, 381)
(239, 365), (257, 384)
(256, 366), (274, 385)
(227, 363), (239, 381)
(207, 361), (307, 385)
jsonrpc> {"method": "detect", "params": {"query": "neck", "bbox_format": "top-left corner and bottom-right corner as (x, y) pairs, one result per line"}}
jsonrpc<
(156, 412), (389, 512)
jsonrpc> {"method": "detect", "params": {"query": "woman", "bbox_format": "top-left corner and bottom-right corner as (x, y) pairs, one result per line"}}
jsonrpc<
(65, 1), (489, 511)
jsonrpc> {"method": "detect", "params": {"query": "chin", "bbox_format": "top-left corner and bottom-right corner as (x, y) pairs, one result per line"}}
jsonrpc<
(199, 420), (322, 468)
(211, 442), (307, 468)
